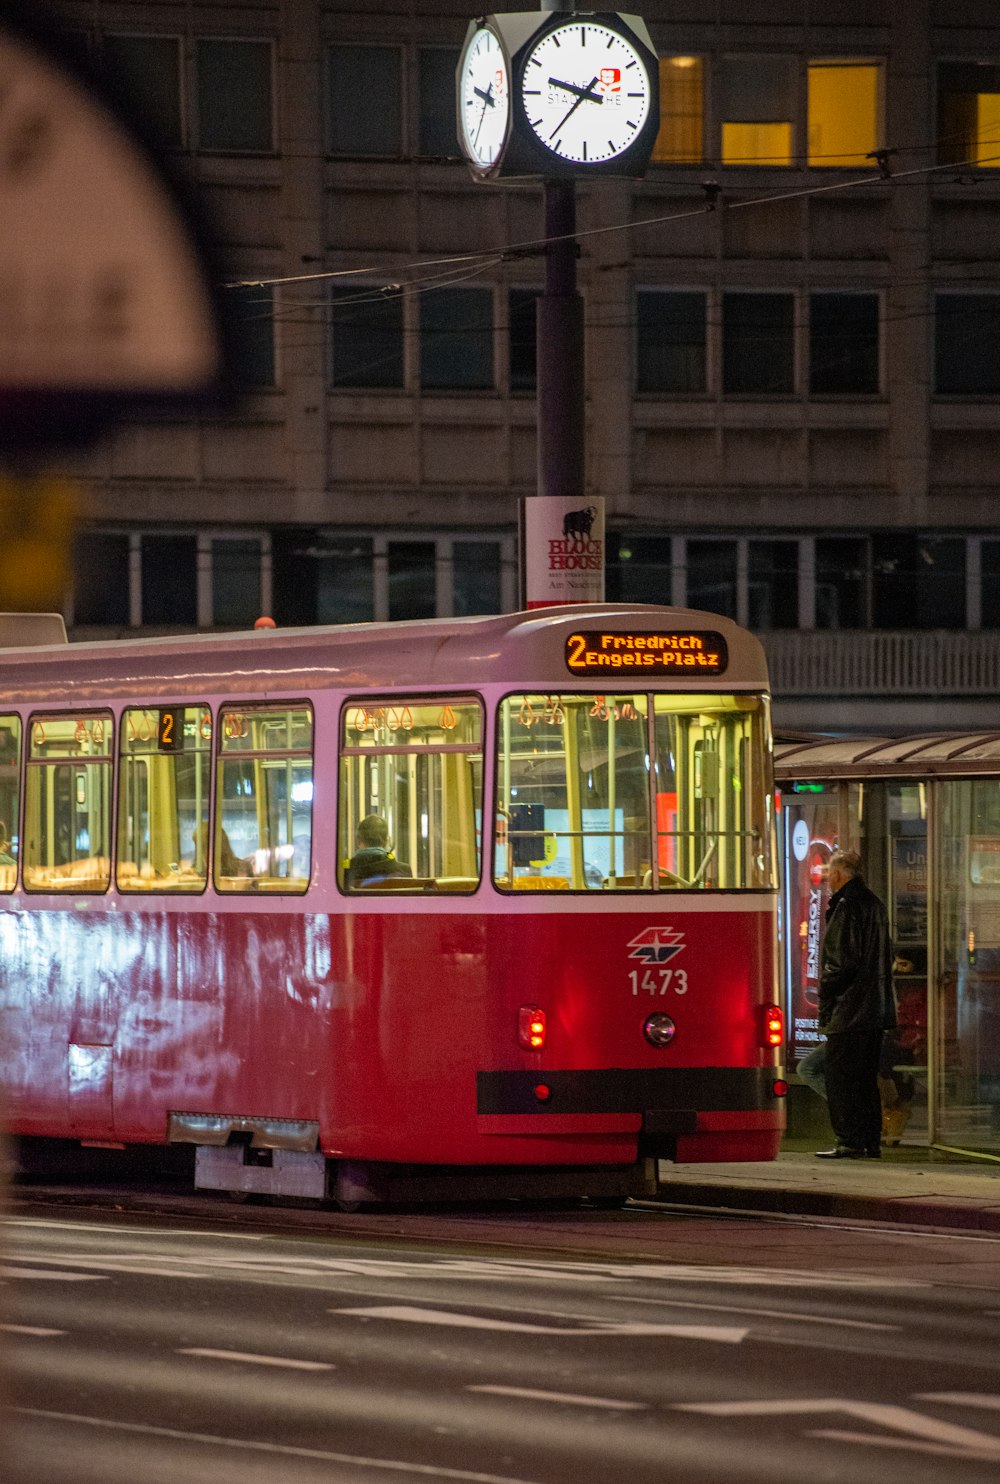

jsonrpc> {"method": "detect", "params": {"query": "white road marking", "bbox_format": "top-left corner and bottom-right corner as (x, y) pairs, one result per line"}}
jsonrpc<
(916, 1393), (1000, 1412)
(617, 1293), (898, 1331)
(677, 1397), (1000, 1459)
(0, 1323), (66, 1336)
(12, 1408), (542, 1482)
(334, 1305), (747, 1342)
(178, 1347), (334, 1371)
(468, 1385), (647, 1411)
(0, 1265), (106, 1282)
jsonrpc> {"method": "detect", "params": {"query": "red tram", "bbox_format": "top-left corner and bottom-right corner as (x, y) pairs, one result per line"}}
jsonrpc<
(0, 604), (785, 1204)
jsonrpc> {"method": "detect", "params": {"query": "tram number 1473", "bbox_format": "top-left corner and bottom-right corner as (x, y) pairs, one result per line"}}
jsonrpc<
(629, 968), (689, 995)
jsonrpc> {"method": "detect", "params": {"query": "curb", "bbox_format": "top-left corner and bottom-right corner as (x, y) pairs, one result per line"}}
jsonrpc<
(659, 1179), (1000, 1233)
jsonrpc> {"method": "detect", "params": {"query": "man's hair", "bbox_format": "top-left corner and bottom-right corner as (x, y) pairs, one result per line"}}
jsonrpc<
(829, 848), (862, 878)
(357, 814), (389, 849)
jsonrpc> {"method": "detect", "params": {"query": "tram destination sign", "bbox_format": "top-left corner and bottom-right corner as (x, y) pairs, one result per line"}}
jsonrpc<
(565, 629), (729, 675)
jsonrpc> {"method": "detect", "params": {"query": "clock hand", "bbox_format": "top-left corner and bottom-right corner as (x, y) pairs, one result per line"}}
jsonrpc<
(547, 75), (602, 140)
(473, 81), (494, 148)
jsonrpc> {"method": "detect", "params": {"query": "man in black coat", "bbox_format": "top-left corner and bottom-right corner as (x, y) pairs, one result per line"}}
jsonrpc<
(815, 849), (897, 1159)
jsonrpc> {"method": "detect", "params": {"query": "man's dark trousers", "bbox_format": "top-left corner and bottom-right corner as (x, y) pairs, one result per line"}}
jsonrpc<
(825, 1027), (884, 1152)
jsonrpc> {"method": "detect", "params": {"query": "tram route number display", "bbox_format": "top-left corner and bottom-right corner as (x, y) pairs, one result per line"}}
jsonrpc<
(565, 630), (729, 675)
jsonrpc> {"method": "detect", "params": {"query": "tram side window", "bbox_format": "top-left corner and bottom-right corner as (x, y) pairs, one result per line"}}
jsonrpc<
(339, 697), (483, 892)
(0, 715), (22, 891)
(216, 705), (314, 893)
(495, 694), (652, 891)
(651, 694), (775, 890)
(117, 707), (212, 892)
(493, 691), (776, 891)
(24, 713), (113, 893)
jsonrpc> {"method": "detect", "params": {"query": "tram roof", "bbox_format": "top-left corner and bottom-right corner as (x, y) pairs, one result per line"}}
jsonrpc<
(0, 604), (768, 704)
(775, 731), (1000, 779)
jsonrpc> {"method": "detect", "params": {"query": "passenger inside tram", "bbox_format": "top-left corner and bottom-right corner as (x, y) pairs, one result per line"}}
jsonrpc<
(347, 814), (412, 889)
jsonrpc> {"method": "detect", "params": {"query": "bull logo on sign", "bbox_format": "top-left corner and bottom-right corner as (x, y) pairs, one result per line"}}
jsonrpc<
(562, 505), (597, 542)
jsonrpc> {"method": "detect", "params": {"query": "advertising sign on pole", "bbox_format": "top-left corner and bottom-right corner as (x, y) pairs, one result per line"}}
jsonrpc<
(521, 494), (605, 608)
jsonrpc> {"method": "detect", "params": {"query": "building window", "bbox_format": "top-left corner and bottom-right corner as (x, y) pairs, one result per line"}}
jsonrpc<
(936, 294), (1000, 394)
(103, 34), (183, 148)
(872, 534), (965, 630)
(748, 541), (798, 629)
(420, 288), (494, 391)
(142, 535), (198, 627)
(807, 61), (881, 167)
(982, 542), (1000, 627)
(687, 540), (738, 618)
(226, 285), (276, 389)
(508, 289), (539, 393)
(454, 542), (502, 615)
(328, 45), (402, 156)
(723, 292), (795, 395)
(608, 536), (674, 605)
(272, 532), (374, 626)
(196, 38), (273, 152)
(73, 533), (130, 627)
(636, 290), (707, 394)
(937, 62), (1000, 168)
(388, 541), (436, 621)
(653, 55), (704, 163)
(331, 287), (405, 389)
(212, 540), (262, 627)
(418, 47), (461, 157)
(0, 715), (22, 888)
(816, 537), (868, 629)
(719, 56), (796, 165)
(810, 292), (879, 395)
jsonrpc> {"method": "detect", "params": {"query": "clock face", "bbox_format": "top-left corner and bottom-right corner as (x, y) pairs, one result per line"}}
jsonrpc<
(458, 26), (510, 171)
(520, 19), (652, 164)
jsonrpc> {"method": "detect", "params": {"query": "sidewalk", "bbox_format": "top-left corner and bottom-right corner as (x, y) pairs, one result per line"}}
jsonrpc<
(661, 1142), (1000, 1232)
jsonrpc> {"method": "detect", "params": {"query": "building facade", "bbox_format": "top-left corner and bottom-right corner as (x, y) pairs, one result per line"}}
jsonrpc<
(43, 0), (1000, 731)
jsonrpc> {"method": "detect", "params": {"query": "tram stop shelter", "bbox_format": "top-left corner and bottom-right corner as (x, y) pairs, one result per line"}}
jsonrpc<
(775, 733), (1000, 1163)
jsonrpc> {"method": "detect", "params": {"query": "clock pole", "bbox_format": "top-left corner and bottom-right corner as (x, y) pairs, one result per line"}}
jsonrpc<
(527, 0), (603, 607)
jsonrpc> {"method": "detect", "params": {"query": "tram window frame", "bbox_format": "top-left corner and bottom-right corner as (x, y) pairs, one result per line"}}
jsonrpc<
(0, 714), (22, 892)
(338, 695), (484, 894)
(493, 691), (775, 893)
(116, 705), (213, 894)
(23, 711), (114, 895)
(215, 702), (315, 895)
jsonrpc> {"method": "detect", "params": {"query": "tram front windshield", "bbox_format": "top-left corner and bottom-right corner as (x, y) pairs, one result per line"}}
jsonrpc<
(495, 691), (775, 891)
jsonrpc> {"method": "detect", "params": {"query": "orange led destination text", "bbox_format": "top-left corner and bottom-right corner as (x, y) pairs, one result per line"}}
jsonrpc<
(565, 630), (728, 674)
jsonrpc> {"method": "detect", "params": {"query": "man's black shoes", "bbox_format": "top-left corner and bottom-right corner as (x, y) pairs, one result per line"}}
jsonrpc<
(815, 1145), (866, 1159)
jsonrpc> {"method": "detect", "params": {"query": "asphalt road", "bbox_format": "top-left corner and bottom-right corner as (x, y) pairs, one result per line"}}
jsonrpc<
(4, 1197), (1000, 1483)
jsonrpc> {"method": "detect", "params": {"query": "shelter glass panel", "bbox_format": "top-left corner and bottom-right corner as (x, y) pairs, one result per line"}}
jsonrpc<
(117, 707), (212, 893)
(937, 779), (1000, 1153)
(339, 698), (483, 892)
(216, 705), (314, 894)
(24, 713), (113, 893)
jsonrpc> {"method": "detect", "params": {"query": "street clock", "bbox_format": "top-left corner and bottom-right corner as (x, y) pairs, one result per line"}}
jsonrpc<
(456, 21), (511, 175)
(457, 12), (660, 180)
(518, 14), (655, 166)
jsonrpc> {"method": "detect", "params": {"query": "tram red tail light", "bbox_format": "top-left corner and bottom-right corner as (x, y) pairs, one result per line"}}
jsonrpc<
(518, 1005), (546, 1051)
(762, 1005), (784, 1048)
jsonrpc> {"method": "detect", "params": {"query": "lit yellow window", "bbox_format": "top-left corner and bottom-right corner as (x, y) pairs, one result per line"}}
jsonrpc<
(652, 56), (703, 164)
(808, 62), (881, 167)
(721, 122), (793, 165)
(976, 93), (1000, 166)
